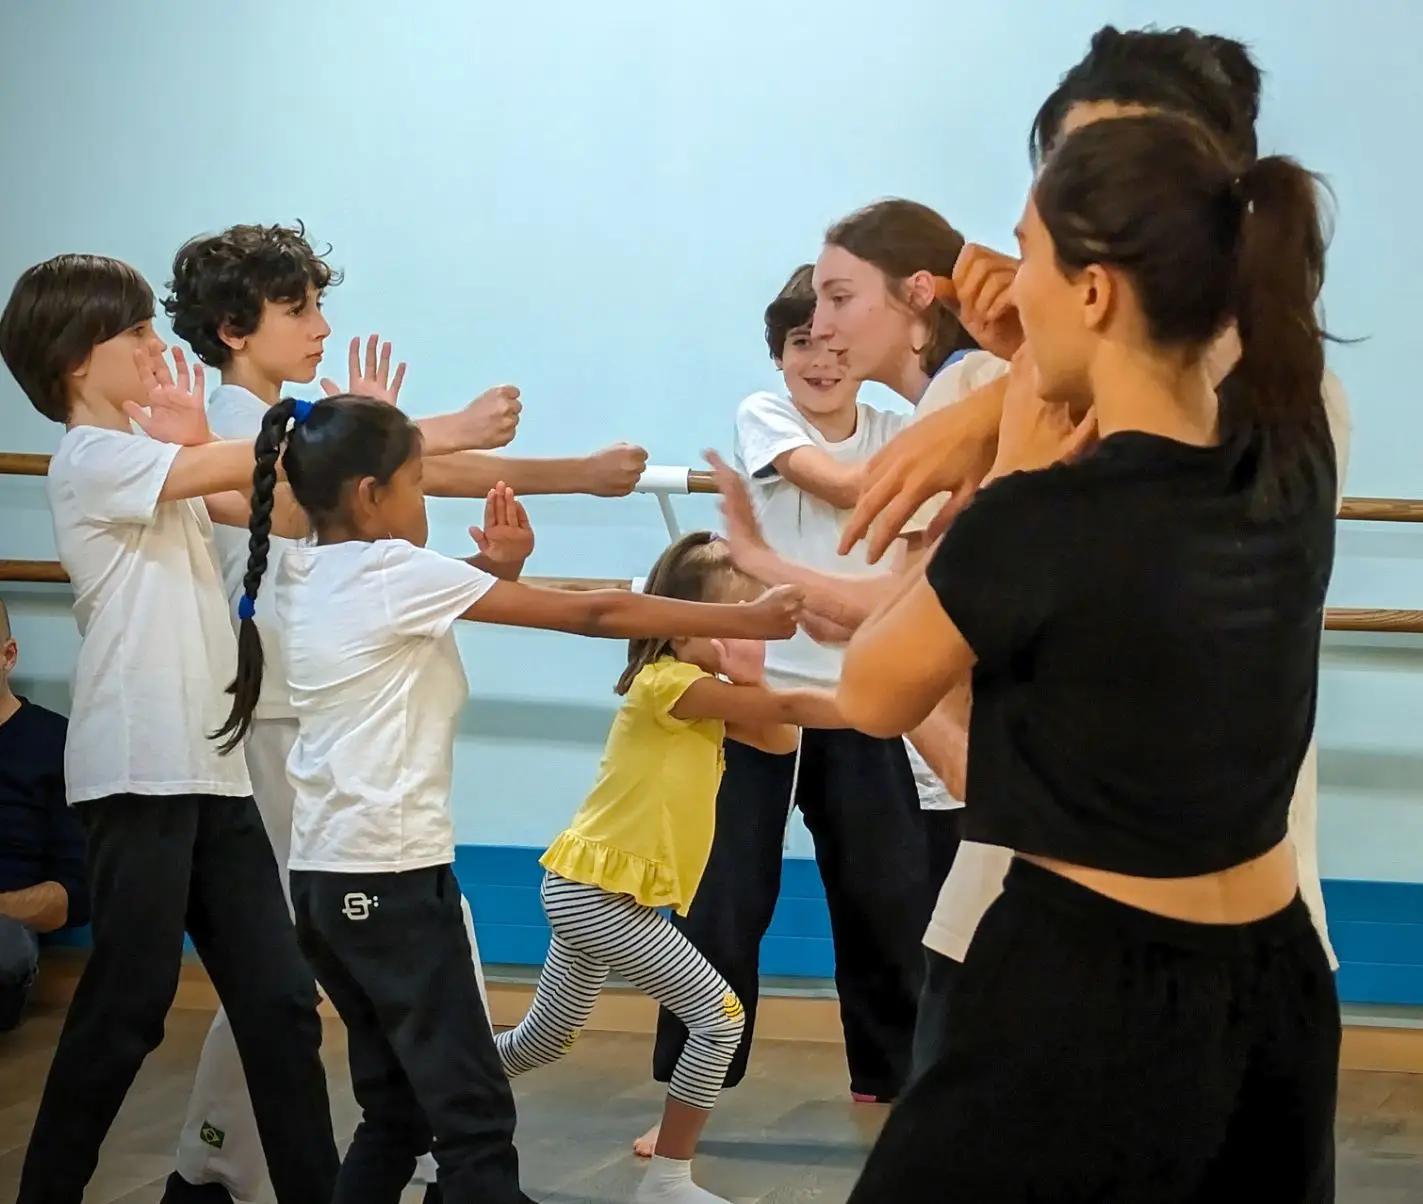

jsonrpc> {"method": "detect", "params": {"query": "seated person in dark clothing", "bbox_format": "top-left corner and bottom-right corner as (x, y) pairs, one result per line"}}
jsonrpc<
(0, 598), (88, 1031)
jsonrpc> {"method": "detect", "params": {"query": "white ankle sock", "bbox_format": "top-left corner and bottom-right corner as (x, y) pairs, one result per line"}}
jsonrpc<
(633, 1155), (730, 1203)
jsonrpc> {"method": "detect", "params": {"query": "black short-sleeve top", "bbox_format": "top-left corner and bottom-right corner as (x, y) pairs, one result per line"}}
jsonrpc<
(926, 426), (1336, 878)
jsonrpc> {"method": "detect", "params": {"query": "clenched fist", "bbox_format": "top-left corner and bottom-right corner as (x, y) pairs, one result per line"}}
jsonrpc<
(459, 385), (522, 450)
(581, 443), (649, 496)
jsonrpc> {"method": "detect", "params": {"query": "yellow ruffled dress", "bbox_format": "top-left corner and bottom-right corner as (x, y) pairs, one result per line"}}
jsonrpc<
(541, 657), (727, 916)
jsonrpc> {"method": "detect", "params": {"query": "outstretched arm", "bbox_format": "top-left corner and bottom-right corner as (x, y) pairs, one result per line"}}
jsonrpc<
(671, 675), (848, 756)
(205, 483), (308, 538)
(705, 450), (903, 630)
(769, 446), (864, 510)
(839, 575), (975, 739)
(461, 579), (804, 643)
(425, 443), (649, 498)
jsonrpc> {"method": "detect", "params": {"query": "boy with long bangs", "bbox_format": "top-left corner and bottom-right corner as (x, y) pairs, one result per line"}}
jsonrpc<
(0, 253), (340, 1204)
(0, 250), (532, 1204)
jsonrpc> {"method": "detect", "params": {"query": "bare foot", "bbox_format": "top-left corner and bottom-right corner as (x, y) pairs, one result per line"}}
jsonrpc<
(632, 1122), (661, 1158)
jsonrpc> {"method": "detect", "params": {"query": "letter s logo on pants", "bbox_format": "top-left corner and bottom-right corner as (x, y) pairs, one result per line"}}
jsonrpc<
(342, 892), (379, 921)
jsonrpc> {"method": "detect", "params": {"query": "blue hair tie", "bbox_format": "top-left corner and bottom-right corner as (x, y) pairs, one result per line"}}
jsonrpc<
(238, 595), (256, 621)
(292, 398), (315, 425)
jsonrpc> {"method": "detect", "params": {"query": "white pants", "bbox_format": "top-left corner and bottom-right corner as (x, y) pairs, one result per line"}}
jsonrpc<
(173, 718), (490, 1199)
(921, 736), (1339, 970)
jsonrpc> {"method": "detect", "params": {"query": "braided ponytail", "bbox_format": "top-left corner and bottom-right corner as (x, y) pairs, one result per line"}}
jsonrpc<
(213, 397), (303, 753)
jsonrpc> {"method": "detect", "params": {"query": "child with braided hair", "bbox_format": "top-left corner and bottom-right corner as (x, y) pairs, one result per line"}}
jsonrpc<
(0, 251), (594, 1204)
(213, 393), (802, 1204)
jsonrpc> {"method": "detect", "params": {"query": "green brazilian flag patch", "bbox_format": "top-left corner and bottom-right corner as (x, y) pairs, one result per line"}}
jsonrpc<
(199, 1122), (226, 1150)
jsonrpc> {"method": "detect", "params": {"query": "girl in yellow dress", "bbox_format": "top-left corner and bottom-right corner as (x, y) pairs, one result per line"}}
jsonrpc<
(496, 532), (845, 1204)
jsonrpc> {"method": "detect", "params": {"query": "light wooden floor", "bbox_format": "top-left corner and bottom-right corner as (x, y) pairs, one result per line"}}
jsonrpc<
(2, 1002), (1422, 1202)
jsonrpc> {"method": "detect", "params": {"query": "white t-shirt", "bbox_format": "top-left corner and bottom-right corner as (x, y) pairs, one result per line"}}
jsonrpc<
(906, 742), (957, 811)
(278, 539), (497, 873)
(920, 368), (1350, 970)
(734, 391), (906, 689)
(207, 383), (303, 721)
(46, 425), (252, 802)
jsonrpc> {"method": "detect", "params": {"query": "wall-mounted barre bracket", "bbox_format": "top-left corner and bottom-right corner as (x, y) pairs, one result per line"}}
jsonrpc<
(633, 466), (692, 495)
(635, 465), (692, 540)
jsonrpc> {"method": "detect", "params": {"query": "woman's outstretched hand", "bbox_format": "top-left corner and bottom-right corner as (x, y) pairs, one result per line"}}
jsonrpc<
(704, 450), (773, 577)
(837, 395), (1000, 564)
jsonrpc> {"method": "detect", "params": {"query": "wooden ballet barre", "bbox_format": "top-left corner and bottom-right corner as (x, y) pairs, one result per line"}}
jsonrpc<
(0, 452), (50, 477)
(0, 450), (716, 492)
(1339, 497), (1423, 523)
(5, 452), (1423, 522)
(0, 559), (634, 594)
(1324, 608), (1423, 633)
(3, 559), (1421, 634)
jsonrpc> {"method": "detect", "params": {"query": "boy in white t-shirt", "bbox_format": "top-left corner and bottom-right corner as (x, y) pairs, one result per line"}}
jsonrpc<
(0, 254), (539, 1204)
(161, 221), (656, 1201)
(0, 254), (340, 1204)
(650, 266), (935, 1110)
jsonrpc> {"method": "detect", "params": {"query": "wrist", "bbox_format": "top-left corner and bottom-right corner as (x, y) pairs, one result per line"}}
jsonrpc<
(570, 456), (601, 494)
(416, 414), (457, 457)
(734, 541), (777, 583)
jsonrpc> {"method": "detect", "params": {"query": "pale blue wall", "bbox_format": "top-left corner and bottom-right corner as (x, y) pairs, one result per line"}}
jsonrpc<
(1, 0), (1420, 878)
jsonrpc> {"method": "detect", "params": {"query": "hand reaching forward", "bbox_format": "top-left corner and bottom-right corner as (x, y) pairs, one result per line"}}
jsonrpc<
(124, 346), (211, 445)
(582, 443), (649, 496)
(704, 450), (771, 572)
(468, 483), (535, 565)
(742, 584), (804, 641)
(799, 610), (856, 647)
(836, 395), (999, 564)
(458, 385), (522, 450)
(710, 637), (767, 685)
(321, 334), (406, 405)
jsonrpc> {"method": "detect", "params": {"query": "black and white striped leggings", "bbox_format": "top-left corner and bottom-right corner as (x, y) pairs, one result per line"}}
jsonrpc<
(495, 872), (744, 1110)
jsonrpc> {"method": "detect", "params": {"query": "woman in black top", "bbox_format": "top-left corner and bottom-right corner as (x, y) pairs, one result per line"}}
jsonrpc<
(837, 114), (1339, 1202)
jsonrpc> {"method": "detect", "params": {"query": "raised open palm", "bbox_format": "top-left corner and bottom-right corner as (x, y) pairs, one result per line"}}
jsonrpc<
(123, 346), (211, 445)
(704, 450), (769, 571)
(321, 334), (407, 405)
(468, 484), (535, 565)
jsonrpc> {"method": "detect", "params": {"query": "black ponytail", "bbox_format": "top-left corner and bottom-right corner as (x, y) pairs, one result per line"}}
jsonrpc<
(1227, 157), (1335, 512)
(212, 397), (299, 753)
